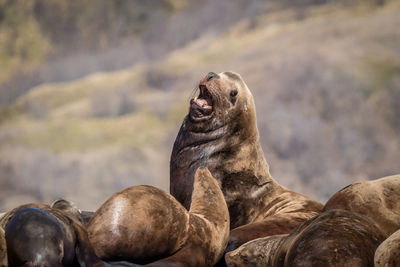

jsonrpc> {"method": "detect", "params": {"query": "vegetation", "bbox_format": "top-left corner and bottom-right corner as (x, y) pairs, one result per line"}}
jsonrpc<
(0, 0), (399, 211)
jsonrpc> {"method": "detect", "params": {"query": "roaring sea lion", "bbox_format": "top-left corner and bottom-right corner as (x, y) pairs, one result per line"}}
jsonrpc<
(170, 71), (322, 250)
(324, 175), (400, 236)
(87, 167), (229, 266)
(0, 200), (84, 267)
(375, 228), (400, 267)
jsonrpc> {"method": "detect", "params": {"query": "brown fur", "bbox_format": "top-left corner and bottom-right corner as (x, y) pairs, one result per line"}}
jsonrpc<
(226, 175), (400, 266)
(375, 228), (400, 267)
(272, 209), (386, 267)
(170, 72), (322, 250)
(226, 210), (387, 267)
(324, 175), (400, 236)
(0, 227), (6, 267)
(73, 218), (144, 267)
(87, 168), (229, 266)
(87, 185), (189, 263)
(225, 234), (287, 267)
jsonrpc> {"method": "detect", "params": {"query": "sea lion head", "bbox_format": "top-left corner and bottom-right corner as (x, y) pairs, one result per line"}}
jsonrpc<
(5, 207), (76, 267)
(187, 71), (257, 136)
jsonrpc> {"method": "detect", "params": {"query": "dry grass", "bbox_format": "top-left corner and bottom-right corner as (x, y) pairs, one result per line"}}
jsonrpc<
(1, 0), (400, 210)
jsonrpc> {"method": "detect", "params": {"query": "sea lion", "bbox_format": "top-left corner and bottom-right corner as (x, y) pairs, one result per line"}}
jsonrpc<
(324, 175), (400, 237)
(170, 71), (322, 250)
(0, 200), (83, 267)
(0, 227), (6, 267)
(226, 174), (400, 266)
(375, 228), (400, 267)
(87, 167), (229, 266)
(225, 234), (287, 267)
(271, 209), (386, 267)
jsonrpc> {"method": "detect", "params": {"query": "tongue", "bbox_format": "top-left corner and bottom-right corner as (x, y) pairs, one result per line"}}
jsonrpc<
(195, 98), (212, 110)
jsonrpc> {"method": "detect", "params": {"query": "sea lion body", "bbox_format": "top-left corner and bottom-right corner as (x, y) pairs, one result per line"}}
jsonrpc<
(0, 227), (6, 267)
(0, 201), (84, 267)
(324, 175), (400, 236)
(226, 175), (400, 266)
(87, 168), (229, 266)
(227, 210), (387, 267)
(170, 72), (322, 249)
(375, 228), (400, 267)
(73, 216), (144, 267)
(273, 209), (386, 267)
(87, 185), (190, 263)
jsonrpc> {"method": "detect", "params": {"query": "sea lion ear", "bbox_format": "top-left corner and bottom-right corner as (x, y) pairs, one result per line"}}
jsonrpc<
(51, 198), (72, 209)
(51, 198), (83, 219)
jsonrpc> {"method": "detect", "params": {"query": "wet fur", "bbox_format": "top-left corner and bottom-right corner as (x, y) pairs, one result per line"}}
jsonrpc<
(0, 202), (83, 267)
(273, 209), (386, 267)
(225, 234), (287, 267)
(87, 168), (229, 266)
(0, 227), (6, 267)
(324, 175), (400, 236)
(375, 228), (400, 267)
(226, 175), (400, 267)
(227, 209), (385, 267)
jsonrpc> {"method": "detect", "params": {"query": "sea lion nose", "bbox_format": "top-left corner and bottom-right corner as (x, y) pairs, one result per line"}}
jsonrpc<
(206, 72), (218, 81)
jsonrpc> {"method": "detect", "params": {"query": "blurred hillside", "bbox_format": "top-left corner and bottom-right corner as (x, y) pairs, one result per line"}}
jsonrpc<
(1, 0), (399, 211)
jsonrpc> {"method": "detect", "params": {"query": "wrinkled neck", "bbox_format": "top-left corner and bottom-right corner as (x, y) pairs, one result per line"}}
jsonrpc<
(170, 114), (279, 213)
(170, 117), (229, 209)
(173, 118), (229, 159)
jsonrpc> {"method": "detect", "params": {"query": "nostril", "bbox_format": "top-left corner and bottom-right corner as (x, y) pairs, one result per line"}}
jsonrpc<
(206, 72), (218, 82)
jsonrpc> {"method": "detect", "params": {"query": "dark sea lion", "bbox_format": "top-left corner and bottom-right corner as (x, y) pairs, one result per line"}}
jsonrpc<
(272, 209), (386, 267)
(375, 228), (400, 267)
(87, 168), (229, 266)
(0, 227), (6, 267)
(0, 200), (83, 267)
(324, 175), (400, 237)
(170, 71), (322, 250)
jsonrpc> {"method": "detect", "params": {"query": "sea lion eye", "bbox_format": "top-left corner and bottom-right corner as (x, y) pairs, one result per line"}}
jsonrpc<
(230, 90), (238, 105)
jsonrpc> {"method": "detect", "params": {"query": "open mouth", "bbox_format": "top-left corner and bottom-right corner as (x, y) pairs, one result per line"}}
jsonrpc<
(190, 84), (213, 118)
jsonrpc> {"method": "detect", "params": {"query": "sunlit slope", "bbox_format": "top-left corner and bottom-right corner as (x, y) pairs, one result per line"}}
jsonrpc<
(1, 1), (399, 210)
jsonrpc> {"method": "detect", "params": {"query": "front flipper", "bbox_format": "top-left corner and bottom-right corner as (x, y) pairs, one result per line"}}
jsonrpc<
(226, 214), (305, 253)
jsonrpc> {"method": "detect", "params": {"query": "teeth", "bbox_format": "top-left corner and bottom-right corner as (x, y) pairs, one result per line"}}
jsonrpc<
(194, 97), (197, 101)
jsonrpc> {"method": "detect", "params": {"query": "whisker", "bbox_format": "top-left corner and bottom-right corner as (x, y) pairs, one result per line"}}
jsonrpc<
(189, 85), (199, 101)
